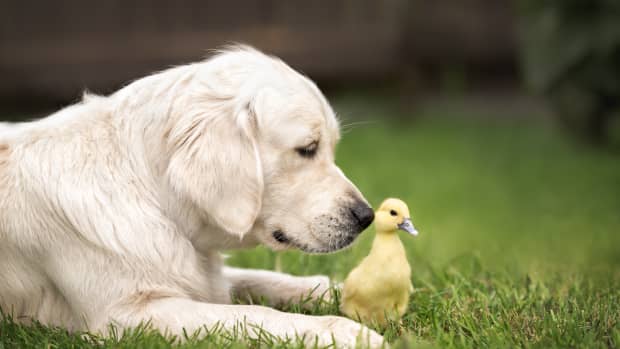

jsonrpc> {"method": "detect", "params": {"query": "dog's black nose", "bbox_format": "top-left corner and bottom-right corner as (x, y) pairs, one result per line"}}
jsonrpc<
(350, 202), (374, 230)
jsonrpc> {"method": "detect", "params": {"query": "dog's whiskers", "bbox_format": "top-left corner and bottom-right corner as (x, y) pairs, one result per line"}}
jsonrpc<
(340, 120), (378, 134)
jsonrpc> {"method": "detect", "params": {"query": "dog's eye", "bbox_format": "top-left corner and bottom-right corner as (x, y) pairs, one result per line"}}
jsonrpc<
(390, 210), (398, 216)
(295, 141), (318, 158)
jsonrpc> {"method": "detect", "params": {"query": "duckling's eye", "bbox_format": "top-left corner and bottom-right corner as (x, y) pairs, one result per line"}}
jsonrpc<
(390, 210), (398, 216)
(295, 141), (318, 158)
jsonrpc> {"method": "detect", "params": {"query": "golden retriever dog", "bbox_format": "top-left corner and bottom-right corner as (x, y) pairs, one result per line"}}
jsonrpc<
(0, 46), (382, 347)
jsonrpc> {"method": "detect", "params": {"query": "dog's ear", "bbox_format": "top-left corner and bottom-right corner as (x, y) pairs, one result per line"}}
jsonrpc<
(166, 102), (263, 238)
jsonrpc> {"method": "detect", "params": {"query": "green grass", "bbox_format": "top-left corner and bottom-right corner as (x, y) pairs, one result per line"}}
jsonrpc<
(2, 94), (619, 348)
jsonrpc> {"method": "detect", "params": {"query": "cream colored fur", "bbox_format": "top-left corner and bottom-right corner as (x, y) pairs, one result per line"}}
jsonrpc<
(0, 46), (382, 347)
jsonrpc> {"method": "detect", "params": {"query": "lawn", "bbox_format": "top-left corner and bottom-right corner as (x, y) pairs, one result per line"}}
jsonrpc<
(1, 93), (619, 348)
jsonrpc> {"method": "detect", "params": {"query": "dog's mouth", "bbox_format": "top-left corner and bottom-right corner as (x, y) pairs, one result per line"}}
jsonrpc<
(272, 230), (290, 244)
(271, 229), (357, 254)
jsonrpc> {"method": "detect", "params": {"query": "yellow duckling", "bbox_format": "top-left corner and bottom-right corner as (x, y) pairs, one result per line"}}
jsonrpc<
(340, 198), (418, 326)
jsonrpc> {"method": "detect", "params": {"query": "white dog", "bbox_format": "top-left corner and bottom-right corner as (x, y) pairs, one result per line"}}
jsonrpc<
(0, 46), (383, 347)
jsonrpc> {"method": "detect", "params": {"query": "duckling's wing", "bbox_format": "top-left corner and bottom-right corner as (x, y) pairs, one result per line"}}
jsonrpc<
(342, 270), (358, 301)
(342, 264), (368, 302)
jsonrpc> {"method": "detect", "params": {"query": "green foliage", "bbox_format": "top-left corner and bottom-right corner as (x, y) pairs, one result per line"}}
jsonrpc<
(519, 0), (620, 143)
(2, 95), (619, 348)
(519, 0), (620, 93)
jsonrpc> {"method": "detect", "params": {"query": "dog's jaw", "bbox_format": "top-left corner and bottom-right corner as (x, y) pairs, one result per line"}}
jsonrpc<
(268, 228), (359, 254)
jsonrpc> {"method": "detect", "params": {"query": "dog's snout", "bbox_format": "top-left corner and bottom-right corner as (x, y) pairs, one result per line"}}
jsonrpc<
(350, 202), (374, 230)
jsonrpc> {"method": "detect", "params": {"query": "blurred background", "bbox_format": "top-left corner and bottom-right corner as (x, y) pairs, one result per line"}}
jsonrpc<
(2, 0), (619, 144)
(1, 0), (619, 274)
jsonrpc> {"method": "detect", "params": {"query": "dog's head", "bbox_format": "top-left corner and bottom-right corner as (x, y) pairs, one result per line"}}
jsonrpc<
(167, 47), (373, 253)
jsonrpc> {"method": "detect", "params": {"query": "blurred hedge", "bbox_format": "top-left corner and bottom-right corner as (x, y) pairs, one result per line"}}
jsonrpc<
(519, 0), (620, 144)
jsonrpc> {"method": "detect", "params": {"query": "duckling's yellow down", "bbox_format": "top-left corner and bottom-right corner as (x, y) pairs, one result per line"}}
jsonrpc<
(340, 198), (417, 326)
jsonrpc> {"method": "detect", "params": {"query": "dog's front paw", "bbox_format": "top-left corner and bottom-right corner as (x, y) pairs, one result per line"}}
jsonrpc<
(312, 316), (384, 348)
(301, 275), (331, 302)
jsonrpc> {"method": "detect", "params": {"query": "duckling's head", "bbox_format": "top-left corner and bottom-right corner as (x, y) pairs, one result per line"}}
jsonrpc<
(375, 198), (418, 236)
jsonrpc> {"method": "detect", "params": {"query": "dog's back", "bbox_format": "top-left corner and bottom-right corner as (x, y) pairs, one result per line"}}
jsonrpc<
(0, 122), (12, 132)
(0, 112), (110, 329)
(0, 122), (22, 139)
(0, 122), (11, 182)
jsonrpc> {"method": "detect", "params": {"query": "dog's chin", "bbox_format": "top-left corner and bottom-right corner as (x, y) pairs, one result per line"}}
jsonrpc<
(300, 238), (357, 254)
(270, 230), (358, 254)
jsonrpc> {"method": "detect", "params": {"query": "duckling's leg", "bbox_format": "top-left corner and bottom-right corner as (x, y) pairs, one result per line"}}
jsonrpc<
(395, 291), (410, 318)
(223, 267), (331, 308)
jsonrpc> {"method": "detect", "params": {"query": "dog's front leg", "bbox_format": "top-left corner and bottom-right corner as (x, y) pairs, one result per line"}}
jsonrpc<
(111, 297), (383, 348)
(223, 267), (331, 307)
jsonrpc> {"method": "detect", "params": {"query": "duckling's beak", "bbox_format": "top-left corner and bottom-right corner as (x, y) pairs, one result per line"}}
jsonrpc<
(398, 218), (418, 236)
